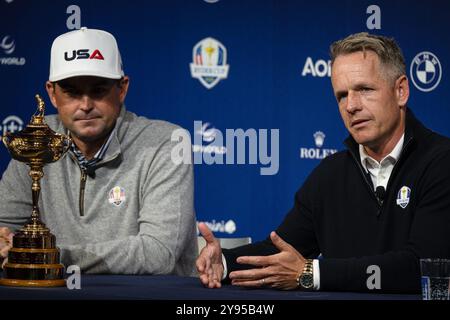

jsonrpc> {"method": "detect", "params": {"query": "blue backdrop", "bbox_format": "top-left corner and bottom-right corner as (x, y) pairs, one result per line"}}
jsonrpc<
(1, 0), (449, 242)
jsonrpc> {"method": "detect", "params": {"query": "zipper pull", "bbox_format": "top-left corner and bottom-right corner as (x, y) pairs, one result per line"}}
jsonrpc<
(79, 169), (87, 216)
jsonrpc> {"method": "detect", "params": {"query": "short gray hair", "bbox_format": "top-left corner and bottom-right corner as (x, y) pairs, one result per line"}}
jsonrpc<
(330, 32), (406, 82)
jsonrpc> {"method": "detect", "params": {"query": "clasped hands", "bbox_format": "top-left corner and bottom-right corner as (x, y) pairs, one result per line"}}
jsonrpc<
(196, 222), (306, 290)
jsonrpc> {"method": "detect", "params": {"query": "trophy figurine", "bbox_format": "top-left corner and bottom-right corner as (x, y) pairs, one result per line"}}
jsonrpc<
(0, 94), (70, 287)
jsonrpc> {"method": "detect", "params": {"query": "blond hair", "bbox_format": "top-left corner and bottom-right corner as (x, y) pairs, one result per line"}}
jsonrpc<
(330, 32), (406, 82)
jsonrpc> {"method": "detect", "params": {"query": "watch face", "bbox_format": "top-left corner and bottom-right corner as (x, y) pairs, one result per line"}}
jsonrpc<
(300, 274), (314, 289)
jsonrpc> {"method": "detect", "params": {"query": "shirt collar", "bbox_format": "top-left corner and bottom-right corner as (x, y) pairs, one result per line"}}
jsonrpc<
(69, 126), (116, 169)
(359, 133), (405, 171)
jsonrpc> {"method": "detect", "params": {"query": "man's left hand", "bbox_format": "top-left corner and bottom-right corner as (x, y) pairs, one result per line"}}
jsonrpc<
(229, 231), (306, 290)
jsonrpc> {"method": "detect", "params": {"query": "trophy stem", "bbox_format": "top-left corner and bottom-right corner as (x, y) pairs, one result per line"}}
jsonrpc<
(29, 164), (44, 224)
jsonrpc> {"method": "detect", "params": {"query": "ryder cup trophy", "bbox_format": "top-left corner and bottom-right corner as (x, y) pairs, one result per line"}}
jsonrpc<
(0, 94), (70, 287)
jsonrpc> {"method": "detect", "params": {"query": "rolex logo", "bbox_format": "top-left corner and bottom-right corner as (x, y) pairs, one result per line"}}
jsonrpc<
(313, 131), (325, 148)
(300, 130), (337, 160)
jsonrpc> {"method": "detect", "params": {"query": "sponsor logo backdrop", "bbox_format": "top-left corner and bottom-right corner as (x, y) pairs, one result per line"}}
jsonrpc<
(1, 0), (449, 241)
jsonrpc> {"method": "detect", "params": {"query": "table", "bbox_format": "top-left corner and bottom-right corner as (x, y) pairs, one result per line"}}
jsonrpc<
(0, 274), (421, 300)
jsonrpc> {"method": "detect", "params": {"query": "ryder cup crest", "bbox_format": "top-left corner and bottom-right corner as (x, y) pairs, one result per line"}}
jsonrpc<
(396, 186), (411, 209)
(108, 186), (126, 206)
(190, 37), (229, 89)
(410, 52), (442, 92)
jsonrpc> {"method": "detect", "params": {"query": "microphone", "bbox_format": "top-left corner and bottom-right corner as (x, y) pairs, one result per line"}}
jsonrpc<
(375, 186), (386, 203)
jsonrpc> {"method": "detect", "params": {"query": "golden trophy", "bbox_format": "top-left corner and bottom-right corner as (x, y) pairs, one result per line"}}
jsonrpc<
(0, 94), (70, 287)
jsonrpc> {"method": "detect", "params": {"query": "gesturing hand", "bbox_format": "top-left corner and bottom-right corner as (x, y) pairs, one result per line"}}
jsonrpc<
(196, 222), (224, 289)
(229, 231), (306, 290)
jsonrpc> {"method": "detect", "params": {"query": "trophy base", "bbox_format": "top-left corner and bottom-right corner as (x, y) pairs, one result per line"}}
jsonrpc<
(0, 262), (66, 287)
(0, 278), (66, 287)
(0, 221), (67, 288)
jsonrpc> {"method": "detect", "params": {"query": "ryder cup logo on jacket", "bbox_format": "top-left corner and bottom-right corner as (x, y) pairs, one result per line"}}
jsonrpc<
(410, 52), (442, 92)
(396, 186), (411, 209)
(108, 186), (126, 206)
(190, 37), (229, 89)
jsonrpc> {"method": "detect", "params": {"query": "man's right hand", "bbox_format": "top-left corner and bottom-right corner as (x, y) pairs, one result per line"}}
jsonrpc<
(196, 222), (224, 288)
(0, 227), (14, 268)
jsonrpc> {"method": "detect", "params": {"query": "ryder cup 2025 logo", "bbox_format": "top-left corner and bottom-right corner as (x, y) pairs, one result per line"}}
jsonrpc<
(396, 186), (411, 209)
(108, 186), (126, 206)
(190, 37), (229, 89)
(410, 52), (442, 92)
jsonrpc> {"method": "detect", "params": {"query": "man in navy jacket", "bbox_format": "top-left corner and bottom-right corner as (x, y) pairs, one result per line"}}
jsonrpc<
(196, 32), (450, 293)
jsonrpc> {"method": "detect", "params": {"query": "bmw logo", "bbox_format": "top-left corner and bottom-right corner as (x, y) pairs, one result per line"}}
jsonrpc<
(410, 51), (442, 92)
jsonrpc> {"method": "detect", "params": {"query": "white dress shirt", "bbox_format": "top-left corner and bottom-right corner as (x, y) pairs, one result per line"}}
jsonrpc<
(359, 134), (404, 190)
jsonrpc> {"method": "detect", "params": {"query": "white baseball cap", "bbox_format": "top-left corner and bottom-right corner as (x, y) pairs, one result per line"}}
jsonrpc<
(49, 27), (124, 82)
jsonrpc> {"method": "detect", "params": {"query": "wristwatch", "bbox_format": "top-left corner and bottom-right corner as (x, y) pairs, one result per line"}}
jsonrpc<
(297, 259), (314, 290)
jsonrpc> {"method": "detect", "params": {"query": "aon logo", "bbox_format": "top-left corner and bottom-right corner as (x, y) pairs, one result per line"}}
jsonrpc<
(301, 57), (331, 77)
